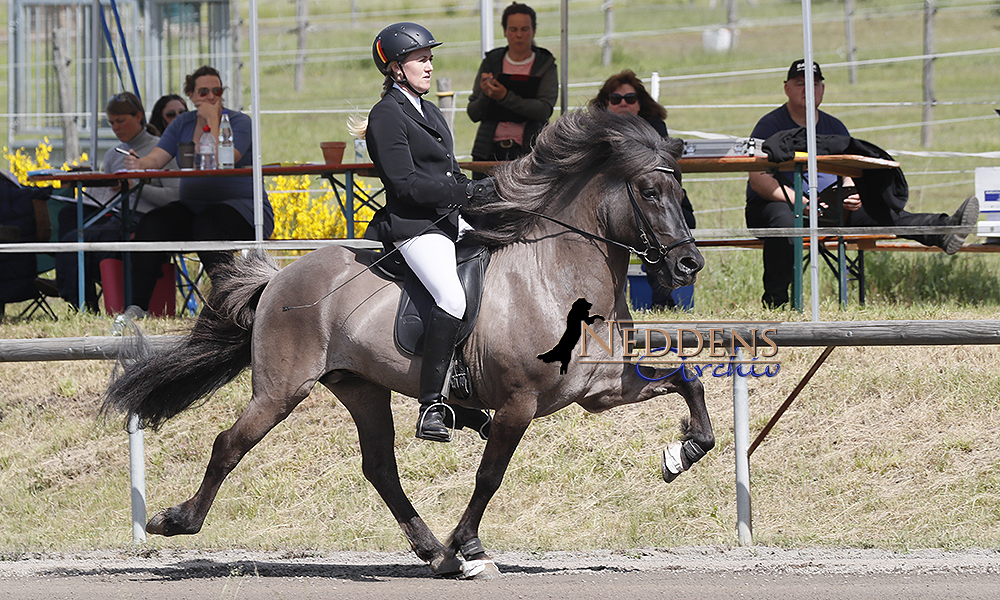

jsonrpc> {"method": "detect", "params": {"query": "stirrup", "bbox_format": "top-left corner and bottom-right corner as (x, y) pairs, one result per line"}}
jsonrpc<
(416, 401), (454, 443)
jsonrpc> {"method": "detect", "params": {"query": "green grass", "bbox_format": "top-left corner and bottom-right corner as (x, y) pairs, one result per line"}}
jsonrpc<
(2, 310), (999, 551)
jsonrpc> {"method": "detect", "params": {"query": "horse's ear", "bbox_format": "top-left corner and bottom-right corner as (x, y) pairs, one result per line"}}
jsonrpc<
(662, 136), (684, 161)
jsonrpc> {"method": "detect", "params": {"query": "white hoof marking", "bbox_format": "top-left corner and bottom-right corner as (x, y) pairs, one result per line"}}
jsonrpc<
(461, 559), (500, 579)
(661, 442), (685, 483)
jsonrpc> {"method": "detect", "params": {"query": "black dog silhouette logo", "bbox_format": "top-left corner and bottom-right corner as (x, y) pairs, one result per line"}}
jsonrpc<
(537, 298), (605, 375)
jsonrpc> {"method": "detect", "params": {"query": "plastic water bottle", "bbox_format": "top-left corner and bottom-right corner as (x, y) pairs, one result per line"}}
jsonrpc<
(217, 111), (234, 169)
(197, 124), (217, 170)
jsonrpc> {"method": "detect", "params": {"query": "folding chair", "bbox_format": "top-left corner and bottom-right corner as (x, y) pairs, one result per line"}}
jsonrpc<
(0, 173), (57, 320)
(173, 253), (206, 316)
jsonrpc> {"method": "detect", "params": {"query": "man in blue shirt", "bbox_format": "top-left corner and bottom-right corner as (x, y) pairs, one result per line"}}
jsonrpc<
(746, 60), (978, 308)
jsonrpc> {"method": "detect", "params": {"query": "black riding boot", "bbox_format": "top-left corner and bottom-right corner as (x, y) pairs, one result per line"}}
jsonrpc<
(415, 306), (463, 442)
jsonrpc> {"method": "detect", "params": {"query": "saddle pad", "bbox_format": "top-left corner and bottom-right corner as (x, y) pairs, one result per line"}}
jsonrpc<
(395, 244), (490, 356)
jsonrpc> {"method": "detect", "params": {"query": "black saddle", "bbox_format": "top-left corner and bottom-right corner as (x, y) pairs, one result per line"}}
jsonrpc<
(354, 242), (490, 355)
(354, 242), (490, 402)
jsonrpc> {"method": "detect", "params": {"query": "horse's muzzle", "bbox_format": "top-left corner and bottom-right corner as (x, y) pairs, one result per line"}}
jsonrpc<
(656, 247), (704, 289)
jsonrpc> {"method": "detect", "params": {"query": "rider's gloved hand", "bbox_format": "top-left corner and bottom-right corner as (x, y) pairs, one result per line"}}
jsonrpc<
(466, 177), (499, 206)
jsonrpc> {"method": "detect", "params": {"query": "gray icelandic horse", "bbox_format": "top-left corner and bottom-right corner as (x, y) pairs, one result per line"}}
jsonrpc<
(103, 109), (714, 579)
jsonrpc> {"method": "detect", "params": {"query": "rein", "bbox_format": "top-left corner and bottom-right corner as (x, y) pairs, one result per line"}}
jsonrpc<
(281, 211), (455, 312)
(517, 165), (695, 263)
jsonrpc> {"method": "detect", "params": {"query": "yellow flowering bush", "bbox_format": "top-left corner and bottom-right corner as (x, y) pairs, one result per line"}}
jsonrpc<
(2, 137), (89, 187)
(268, 172), (376, 241)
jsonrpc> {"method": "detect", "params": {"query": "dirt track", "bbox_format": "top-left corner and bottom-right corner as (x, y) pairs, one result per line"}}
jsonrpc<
(2, 547), (999, 599)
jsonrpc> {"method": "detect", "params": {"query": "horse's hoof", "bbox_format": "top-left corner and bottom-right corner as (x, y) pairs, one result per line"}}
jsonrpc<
(461, 559), (500, 580)
(661, 442), (684, 483)
(146, 509), (199, 536)
(430, 554), (463, 577)
(146, 511), (170, 536)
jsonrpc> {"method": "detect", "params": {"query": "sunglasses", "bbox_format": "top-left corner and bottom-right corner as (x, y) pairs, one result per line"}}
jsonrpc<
(196, 87), (225, 98)
(164, 109), (188, 119)
(608, 92), (638, 105)
(107, 92), (144, 115)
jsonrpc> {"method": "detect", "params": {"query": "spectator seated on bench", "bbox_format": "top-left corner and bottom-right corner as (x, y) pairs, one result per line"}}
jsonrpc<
(121, 66), (273, 313)
(745, 59), (979, 308)
(52, 91), (179, 312)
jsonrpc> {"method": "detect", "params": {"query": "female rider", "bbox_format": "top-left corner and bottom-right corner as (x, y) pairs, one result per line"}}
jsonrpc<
(363, 23), (490, 442)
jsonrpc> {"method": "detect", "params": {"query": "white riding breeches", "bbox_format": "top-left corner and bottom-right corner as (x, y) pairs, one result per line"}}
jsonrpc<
(394, 218), (472, 319)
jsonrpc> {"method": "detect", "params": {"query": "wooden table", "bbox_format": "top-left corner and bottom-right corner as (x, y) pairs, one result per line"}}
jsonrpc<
(27, 163), (385, 310)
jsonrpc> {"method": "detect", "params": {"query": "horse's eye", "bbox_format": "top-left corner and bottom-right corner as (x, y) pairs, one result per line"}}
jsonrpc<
(641, 188), (659, 201)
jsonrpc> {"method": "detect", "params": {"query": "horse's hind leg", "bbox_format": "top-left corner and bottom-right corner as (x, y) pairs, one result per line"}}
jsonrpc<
(145, 376), (314, 536)
(662, 368), (715, 483)
(330, 378), (461, 576)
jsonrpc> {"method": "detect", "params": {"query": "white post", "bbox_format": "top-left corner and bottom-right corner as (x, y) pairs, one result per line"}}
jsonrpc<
(479, 0), (494, 57)
(801, 0), (821, 321)
(650, 71), (660, 103)
(733, 347), (753, 545)
(128, 413), (147, 543)
(249, 0), (264, 243)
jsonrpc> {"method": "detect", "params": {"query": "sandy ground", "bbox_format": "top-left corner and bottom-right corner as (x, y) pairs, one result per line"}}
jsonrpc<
(2, 546), (999, 599)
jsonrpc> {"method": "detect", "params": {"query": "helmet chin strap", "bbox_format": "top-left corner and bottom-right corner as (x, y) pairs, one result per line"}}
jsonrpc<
(393, 65), (429, 97)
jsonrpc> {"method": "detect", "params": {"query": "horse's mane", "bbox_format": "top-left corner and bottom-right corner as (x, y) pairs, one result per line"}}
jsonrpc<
(462, 108), (684, 248)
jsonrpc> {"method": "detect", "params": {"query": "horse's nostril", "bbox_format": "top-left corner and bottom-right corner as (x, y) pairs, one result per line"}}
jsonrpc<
(678, 256), (702, 275)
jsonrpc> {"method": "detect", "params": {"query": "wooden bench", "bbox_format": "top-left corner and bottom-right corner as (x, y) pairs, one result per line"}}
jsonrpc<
(695, 234), (896, 307)
(695, 234), (895, 250)
(694, 234), (999, 307)
(852, 240), (1000, 253)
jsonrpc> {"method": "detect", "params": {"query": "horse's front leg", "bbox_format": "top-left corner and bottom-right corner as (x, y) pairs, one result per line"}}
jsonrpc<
(661, 367), (715, 483)
(447, 395), (536, 579)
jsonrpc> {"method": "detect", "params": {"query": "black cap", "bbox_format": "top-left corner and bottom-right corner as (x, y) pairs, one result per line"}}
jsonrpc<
(786, 59), (824, 81)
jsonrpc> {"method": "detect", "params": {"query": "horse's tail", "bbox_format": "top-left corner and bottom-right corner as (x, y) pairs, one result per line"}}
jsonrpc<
(101, 250), (281, 430)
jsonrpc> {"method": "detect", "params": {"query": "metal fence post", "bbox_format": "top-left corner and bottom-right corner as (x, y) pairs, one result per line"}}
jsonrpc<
(128, 412), (147, 543)
(733, 347), (753, 545)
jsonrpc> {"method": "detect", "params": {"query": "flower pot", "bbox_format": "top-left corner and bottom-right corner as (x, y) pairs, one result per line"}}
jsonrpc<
(320, 141), (347, 165)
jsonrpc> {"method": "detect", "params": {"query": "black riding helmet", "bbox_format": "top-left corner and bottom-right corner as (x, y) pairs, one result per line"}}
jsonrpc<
(372, 22), (442, 76)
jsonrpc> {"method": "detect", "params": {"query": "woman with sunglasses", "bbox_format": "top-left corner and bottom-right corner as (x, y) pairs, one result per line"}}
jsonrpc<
(123, 65), (273, 314)
(590, 70), (697, 310)
(149, 94), (188, 136)
(590, 69), (670, 135)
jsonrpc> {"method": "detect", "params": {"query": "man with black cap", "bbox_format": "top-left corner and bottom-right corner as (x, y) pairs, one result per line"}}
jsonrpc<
(745, 59), (979, 308)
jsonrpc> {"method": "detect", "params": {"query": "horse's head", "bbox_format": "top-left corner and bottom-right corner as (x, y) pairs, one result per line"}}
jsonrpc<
(464, 109), (704, 291)
(596, 112), (704, 290)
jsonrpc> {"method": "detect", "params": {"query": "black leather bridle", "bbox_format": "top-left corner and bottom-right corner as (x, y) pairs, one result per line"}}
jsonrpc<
(521, 165), (695, 264)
